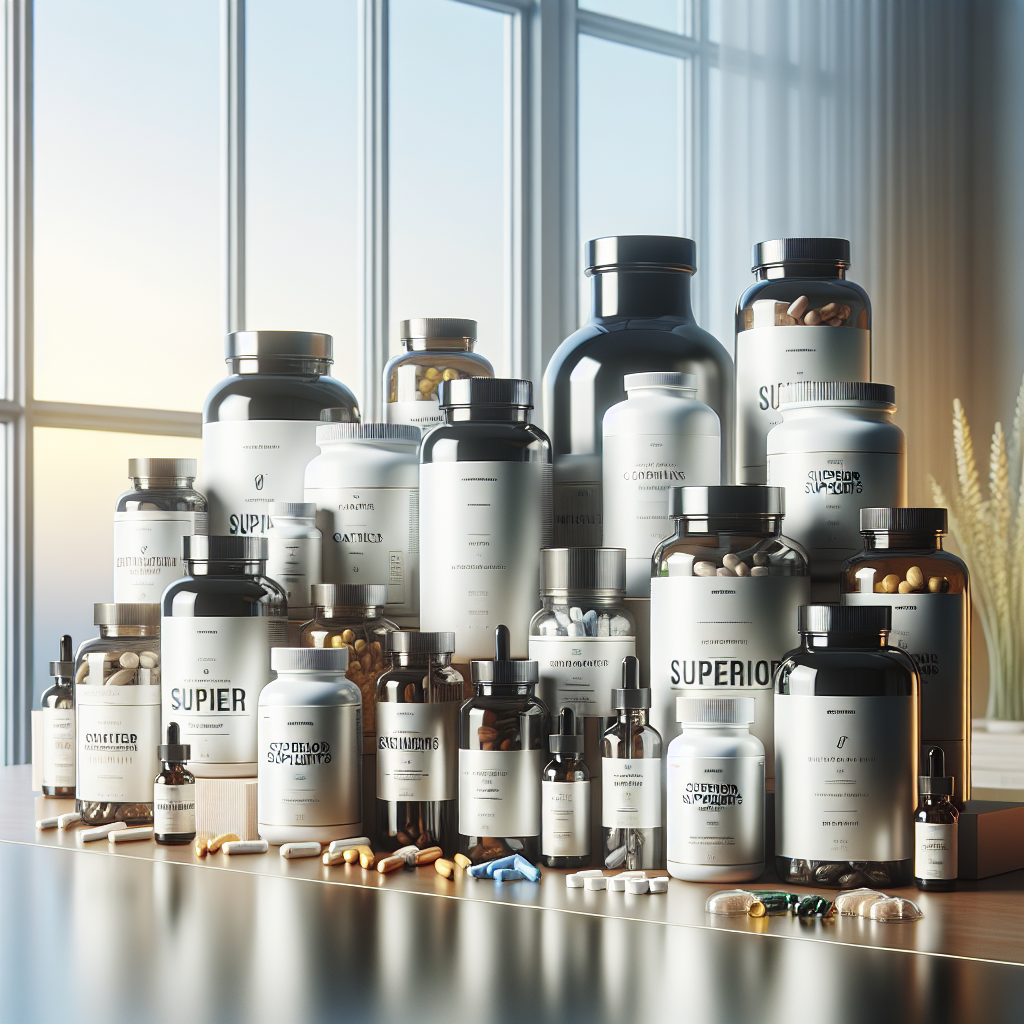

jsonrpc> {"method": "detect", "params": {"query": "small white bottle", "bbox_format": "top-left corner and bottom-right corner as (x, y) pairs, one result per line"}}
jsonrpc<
(666, 695), (765, 882)
(266, 502), (322, 622)
(602, 372), (721, 597)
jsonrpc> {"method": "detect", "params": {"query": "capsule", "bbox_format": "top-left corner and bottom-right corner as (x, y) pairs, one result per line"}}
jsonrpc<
(57, 812), (83, 830)
(414, 846), (442, 866)
(494, 869), (524, 881)
(207, 832), (240, 854)
(327, 837), (372, 856)
(280, 842), (322, 859)
(109, 826), (154, 843)
(81, 821), (127, 842)
(453, 853), (472, 870)
(222, 839), (269, 855)
(434, 858), (457, 879)
(377, 854), (407, 874)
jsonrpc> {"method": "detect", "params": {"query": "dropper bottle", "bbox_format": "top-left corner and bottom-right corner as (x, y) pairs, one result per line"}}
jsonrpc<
(601, 656), (663, 869)
(40, 635), (75, 797)
(541, 707), (591, 868)
(154, 722), (197, 845)
(914, 746), (958, 891)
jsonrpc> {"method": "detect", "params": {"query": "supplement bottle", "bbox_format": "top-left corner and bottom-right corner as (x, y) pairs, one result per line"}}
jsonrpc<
(650, 486), (809, 780)
(602, 372), (721, 596)
(305, 419), (420, 627)
(666, 696), (765, 882)
(384, 318), (494, 431)
(75, 604), (162, 825)
(459, 625), (548, 864)
(543, 235), (733, 547)
(766, 381), (906, 598)
(154, 723), (197, 845)
(266, 502), (322, 623)
(299, 583), (399, 749)
(40, 635), (75, 797)
(258, 647), (362, 844)
(161, 536), (288, 778)
(375, 631), (463, 856)
(602, 656), (663, 870)
(541, 707), (591, 869)
(841, 507), (970, 805)
(420, 377), (551, 664)
(203, 330), (360, 536)
(775, 605), (919, 888)
(914, 746), (958, 892)
(113, 458), (207, 603)
(530, 547), (635, 720)
(735, 238), (871, 485)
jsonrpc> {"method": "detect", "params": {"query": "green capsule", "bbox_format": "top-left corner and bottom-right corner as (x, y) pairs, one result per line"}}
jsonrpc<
(747, 892), (798, 917)
(796, 895), (834, 919)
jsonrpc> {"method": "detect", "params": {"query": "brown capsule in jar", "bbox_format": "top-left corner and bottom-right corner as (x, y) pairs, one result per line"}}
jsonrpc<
(898, 581), (915, 594)
(906, 566), (925, 590)
(928, 576), (950, 593)
(804, 309), (822, 326)
(838, 305), (851, 320)
(819, 302), (838, 319)
(827, 318), (843, 327)
(881, 574), (901, 594)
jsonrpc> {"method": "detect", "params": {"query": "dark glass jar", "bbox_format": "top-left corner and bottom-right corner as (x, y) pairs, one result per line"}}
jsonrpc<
(202, 330), (360, 536)
(420, 378), (552, 667)
(775, 605), (919, 888)
(543, 235), (732, 546)
(458, 626), (548, 863)
(161, 536), (288, 779)
(735, 238), (872, 485)
(841, 508), (970, 806)
(40, 635), (75, 797)
(375, 631), (463, 856)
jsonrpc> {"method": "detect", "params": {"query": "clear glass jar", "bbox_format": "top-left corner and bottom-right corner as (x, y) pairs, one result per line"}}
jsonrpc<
(114, 457), (208, 604)
(384, 318), (494, 431)
(841, 507), (970, 806)
(75, 603), (162, 825)
(203, 330), (360, 536)
(299, 583), (399, 750)
(601, 657), (663, 869)
(529, 547), (635, 720)
(775, 605), (919, 888)
(458, 626), (548, 863)
(375, 631), (464, 856)
(543, 235), (732, 547)
(40, 635), (75, 797)
(650, 486), (809, 777)
(736, 238), (872, 485)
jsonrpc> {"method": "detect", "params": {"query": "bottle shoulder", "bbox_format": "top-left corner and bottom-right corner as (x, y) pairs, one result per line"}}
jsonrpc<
(736, 277), (871, 327)
(161, 574), (288, 616)
(654, 532), (809, 576)
(115, 487), (208, 513)
(841, 549), (968, 593)
(767, 409), (905, 454)
(602, 394), (722, 436)
(775, 646), (919, 695)
(305, 442), (419, 487)
(667, 729), (764, 759)
(259, 677), (361, 707)
(420, 422), (552, 464)
(204, 373), (360, 423)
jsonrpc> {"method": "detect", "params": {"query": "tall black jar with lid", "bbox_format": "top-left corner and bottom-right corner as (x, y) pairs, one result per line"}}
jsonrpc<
(543, 235), (732, 546)
(203, 331), (360, 537)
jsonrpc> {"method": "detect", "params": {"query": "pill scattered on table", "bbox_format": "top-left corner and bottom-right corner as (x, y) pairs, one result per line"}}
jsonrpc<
(57, 812), (83, 830)
(207, 832), (239, 854)
(36, 816), (59, 830)
(109, 826), (154, 843)
(280, 842), (322, 859)
(81, 821), (128, 842)
(222, 840), (269, 856)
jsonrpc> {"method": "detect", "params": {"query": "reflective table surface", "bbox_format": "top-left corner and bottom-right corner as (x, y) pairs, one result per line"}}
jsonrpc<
(2, 766), (1022, 1024)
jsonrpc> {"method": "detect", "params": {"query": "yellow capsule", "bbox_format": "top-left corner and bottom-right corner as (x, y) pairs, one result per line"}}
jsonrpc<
(442, 368), (459, 381)
(342, 848), (360, 864)
(207, 832), (240, 854)
(195, 838), (208, 859)
(341, 629), (356, 644)
(377, 854), (406, 874)
(330, 635), (345, 648)
(418, 378), (434, 395)
(359, 847), (376, 870)
(425, 367), (441, 380)
(435, 858), (456, 879)
(354, 638), (367, 653)
(415, 846), (443, 865)
(453, 853), (472, 870)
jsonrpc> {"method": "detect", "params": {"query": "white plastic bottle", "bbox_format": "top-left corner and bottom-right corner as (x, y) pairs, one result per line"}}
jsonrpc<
(602, 372), (721, 597)
(266, 502), (322, 622)
(666, 695), (764, 882)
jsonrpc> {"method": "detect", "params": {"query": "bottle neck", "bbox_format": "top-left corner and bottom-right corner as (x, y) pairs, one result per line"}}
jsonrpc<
(131, 476), (195, 490)
(391, 652), (452, 668)
(919, 793), (954, 808)
(474, 682), (535, 698)
(616, 707), (649, 728)
(863, 532), (943, 552)
(542, 594), (624, 609)
(755, 262), (847, 280)
(589, 267), (694, 320)
(317, 604), (385, 621)
(627, 386), (697, 401)
(405, 338), (474, 353)
(229, 356), (332, 376)
(802, 631), (888, 649)
(98, 625), (158, 638)
(680, 515), (784, 538)
(186, 559), (266, 577)
(445, 406), (531, 423)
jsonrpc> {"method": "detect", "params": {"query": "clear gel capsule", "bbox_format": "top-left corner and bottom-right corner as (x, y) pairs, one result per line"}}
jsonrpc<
(868, 897), (924, 922)
(705, 889), (756, 916)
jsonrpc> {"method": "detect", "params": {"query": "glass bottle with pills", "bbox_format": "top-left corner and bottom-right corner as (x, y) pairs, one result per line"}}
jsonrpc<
(383, 318), (495, 431)
(154, 723), (197, 845)
(375, 631), (463, 856)
(40, 635), (75, 797)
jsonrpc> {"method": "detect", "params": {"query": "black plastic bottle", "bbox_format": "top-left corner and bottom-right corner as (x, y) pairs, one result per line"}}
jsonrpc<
(543, 235), (733, 546)
(914, 746), (958, 892)
(202, 330), (360, 536)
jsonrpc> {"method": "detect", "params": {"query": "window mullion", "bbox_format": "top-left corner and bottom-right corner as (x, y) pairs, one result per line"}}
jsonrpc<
(223, 0), (246, 335)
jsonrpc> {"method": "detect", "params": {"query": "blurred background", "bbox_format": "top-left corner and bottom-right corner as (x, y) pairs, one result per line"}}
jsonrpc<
(3, 0), (1023, 765)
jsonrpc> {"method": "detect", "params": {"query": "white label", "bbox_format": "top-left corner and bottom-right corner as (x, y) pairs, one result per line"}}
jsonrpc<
(420, 461), (550, 659)
(154, 783), (196, 835)
(602, 758), (663, 829)
(387, 399), (443, 430)
(649, 575), (809, 773)
(258, 703), (362, 828)
(458, 748), (543, 837)
(311, 486), (418, 615)
(162, 616), (281, 768)
(602, 432), (720, 594)
(114, 512), (203, 603)
(77, 689), (161, 803)
(915, 821), (958, 880)
(775, 694), (916, 862)
(767, 450), (905, 570)
(203, 419), (320, 536)
(667, 754), (764, 866)
(266, 534), (322, 612)
(531, 636), (636, 719)
(843, 592), (966, 741)
(376, 701), (459, 802)
(541, 780), (591, 857)
(42, 707), (76, 788)
(736, 326), (871, 484)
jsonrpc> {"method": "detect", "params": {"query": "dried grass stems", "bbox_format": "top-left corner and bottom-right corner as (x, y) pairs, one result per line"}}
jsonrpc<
(930, 376), (1024, 721)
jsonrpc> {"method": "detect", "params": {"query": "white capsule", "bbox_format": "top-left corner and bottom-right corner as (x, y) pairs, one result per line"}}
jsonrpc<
(118, 651), (140, 670)
(280, 842), (322, 859)
(648, 877), (669, 894)
(750, 566), (770, 576)
(569, 606), (583, 622)
(566, 622), (585, 637)
(735, 561), (751, 577)
(393, 844), (420, 865)
(752, 552), (769, 566)
(109, 826), (154, 843)
(625, 877), (650, 894)
(327, 836), (372, 855)
(723, 553), (741, 570)
(222, 839), (270, 855)
(554, 610), (571, 629)
(693, 561), (718, 577)
(57, 812), (83, 830)
(36, 816), (60, 830)
(716, 567), (737, 577)
(607, 876), (627, 891)
(81, 821), (128, 842)
(584, 876), (607, 891)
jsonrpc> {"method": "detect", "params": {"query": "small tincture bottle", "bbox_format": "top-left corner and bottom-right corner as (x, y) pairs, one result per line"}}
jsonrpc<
(541, 707), (591, 869)
(601, 656), (663, 870)
(914, 746), (958, 892)
(41, 635), (75, 797)
(154, 723), (197, 845)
